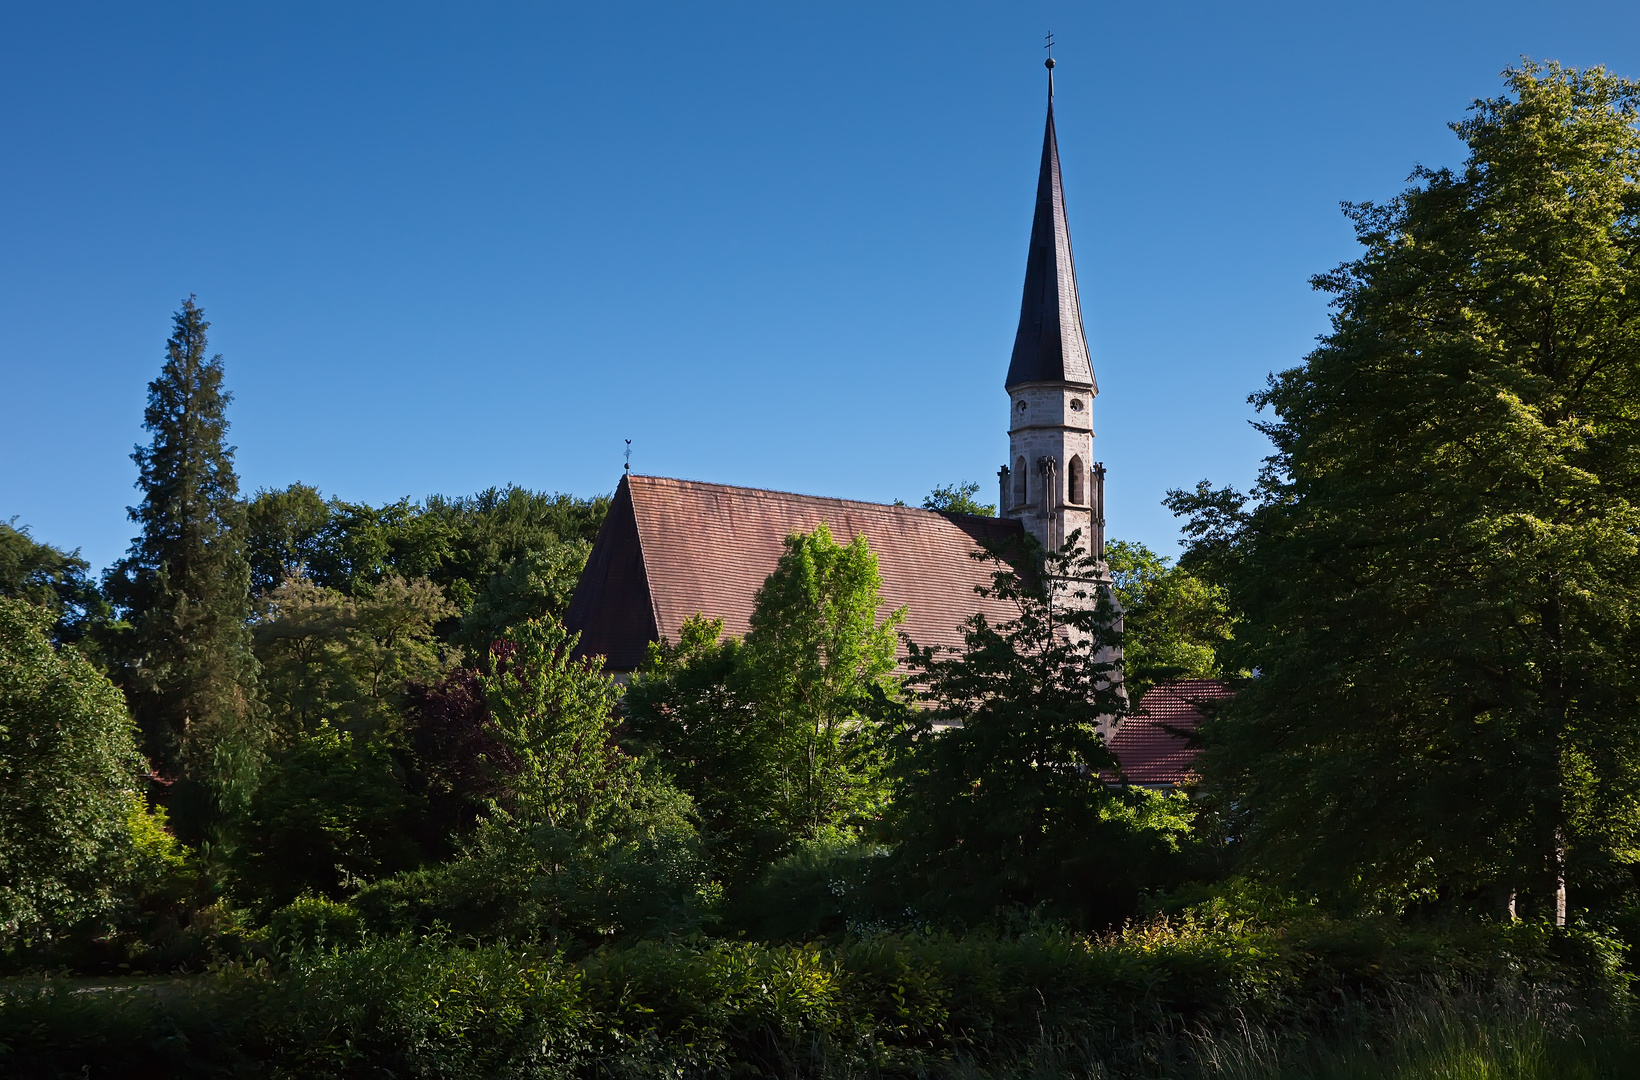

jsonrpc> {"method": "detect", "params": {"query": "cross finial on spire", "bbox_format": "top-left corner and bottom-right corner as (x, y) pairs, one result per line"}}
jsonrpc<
(1044, 34), (1056, 98)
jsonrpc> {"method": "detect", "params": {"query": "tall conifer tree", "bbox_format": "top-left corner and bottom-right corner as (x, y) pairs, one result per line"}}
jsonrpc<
(105, 297), (264, 840)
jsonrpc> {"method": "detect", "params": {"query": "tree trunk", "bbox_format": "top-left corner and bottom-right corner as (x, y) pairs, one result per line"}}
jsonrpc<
(1555, 831), (1568, 927)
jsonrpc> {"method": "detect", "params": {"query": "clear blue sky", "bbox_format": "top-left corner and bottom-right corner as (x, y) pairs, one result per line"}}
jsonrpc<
(4, 2), (1638, 574)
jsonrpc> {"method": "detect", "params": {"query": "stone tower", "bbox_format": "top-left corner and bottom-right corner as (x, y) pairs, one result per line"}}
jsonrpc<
(998, 58), (1104, 564)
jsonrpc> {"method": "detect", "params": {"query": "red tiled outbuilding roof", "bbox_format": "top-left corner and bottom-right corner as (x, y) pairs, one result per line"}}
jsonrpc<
(1105, 678), (1231, 789)
(564, 474), (1027, 672)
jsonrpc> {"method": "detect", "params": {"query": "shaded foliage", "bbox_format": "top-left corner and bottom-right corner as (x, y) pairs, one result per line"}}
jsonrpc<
(883, 534), (1191, 926)
(0, 520), (111, 645)
(1, 919), (1630, 1078)
(355, 616), (712, 947)
(399, 665), (517, 850)
(232, 724), (420, 908)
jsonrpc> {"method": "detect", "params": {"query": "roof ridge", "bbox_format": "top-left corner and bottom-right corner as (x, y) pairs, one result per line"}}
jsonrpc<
(625, 474), (1006, 521)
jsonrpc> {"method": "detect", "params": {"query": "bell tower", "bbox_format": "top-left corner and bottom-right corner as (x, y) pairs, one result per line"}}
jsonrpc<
(997, 56), (1104, 564)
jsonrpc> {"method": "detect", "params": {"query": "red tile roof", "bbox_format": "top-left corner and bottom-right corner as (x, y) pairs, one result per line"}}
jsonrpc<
(1105, 678), (1231, 788)
(565, 474), (1027, 672)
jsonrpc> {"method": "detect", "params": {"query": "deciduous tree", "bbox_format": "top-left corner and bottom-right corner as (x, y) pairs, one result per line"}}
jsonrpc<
(254, 571), (457, 735)
(356, 616), (709, 944)
(1170, 63), (1640, 917)
(882, 536), (1181, 926)
(1106, 539), (1235, 697)
(0, 520), (110, 646)
(625, 525), (905, 883)
(0, 599), (156, 945)
(922, 481), (996, 516)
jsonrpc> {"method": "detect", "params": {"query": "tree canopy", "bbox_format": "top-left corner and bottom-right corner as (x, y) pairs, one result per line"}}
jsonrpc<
(624, 524), (904, 883)
(921, 481), (996, 516)
(0, 521), (109, 645)
(884, 535), (1186, 926)
(1105, 539), (1235, 697)
(0, 599), (155, 945)
(1170, 63), (1640, 916)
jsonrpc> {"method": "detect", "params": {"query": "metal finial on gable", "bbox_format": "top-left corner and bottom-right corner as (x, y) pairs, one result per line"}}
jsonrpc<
(624, 439), (632, 473)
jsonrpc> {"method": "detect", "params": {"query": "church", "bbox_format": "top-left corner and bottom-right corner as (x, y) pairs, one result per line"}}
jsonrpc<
(564, 60), (1222, 788)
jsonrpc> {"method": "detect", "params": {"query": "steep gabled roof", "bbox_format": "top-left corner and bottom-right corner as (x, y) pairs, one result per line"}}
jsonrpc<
(1006, 65), (1096, 392)
(564, 474), (1026, 672)
(1105, 678), (1232, 788)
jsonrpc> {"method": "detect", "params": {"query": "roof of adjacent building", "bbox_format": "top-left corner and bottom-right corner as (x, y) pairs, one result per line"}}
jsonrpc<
(1105, 678), (1231, 788)
(1006, 69), (1097, 393)
(564, 474), (1028, 672)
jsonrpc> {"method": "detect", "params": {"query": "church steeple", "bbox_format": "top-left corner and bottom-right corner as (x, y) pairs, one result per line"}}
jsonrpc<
(999, 57), (1103, 562)
(1006, 59), (1096, 393)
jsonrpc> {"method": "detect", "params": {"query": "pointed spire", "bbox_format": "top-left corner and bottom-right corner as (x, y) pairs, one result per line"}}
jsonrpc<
(1006, 57), (1096, 392)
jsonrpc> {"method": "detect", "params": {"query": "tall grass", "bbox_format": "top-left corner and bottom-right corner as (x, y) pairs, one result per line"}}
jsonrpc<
(1182, 988), (1640, 1080)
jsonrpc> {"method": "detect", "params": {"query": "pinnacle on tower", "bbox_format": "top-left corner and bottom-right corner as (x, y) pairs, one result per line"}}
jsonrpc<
(1005, 60), (1096, 393)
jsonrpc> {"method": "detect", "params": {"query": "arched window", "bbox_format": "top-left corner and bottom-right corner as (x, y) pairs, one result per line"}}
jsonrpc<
(1013, 457), (1027, 506)
(1068, 455), (1084, 505)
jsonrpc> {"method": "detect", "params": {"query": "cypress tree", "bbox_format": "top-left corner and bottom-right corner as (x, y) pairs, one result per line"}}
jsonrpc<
(105, 297), (265, 841)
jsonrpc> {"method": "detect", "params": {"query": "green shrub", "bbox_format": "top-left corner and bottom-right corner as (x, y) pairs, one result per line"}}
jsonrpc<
(232, 723), (421, 908)
(0, 919), (1630, 1077)
(267, 895), (362, 955)
(727, 830), (898, 940)
(256, 935), (589, 1078)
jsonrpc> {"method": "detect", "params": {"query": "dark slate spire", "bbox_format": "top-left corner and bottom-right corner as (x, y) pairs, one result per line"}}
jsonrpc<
(1006, 59), (1096, 392)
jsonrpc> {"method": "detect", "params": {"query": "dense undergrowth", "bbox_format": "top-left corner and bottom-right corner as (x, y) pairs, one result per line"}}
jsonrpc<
(1, 917), (1631, 1078)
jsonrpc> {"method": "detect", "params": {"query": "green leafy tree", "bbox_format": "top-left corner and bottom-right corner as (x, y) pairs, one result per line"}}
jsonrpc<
(422, 486), (608, 611)
(245, 483), (331, 593)
(244, 483), (607, 642)
(233, 723), (418, 907)
(1168, 63), (1640, 916)
(298, 496), (454, 597)
(624, 616), (782, 880)
(251, 573), (356, 733)
(0, 599), (158, 945)
(103, 298), (265, 839)
(625, 526), (905, 881)
(883, 536), (1183, 926)
(739, 525), (903, 842)
(454, 540), (592, 652)
(356, 617), (709, 944)
(349, 575), (460, 724)
(922, 481), (996, 516)
(0, 520), (110, 646)
(1105, 539), (1235, 696)
(254, 571), (457, 735)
